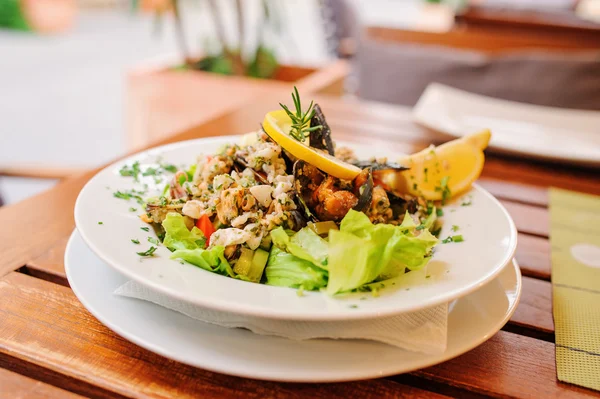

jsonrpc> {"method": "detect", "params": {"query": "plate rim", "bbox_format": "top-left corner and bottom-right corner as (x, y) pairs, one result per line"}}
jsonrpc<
(74, 136), (518, 321)
(65, 229), (523, 382)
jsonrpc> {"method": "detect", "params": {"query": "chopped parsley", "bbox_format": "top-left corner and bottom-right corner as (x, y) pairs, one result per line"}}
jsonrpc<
(98, 221), (103, 225)
(161, 163), (178, 173)
(442, 235), (464, 244)
(451, 225), (460, 232)
(119, 161), (141, 181)
(113, 189), (145, 205)
(161, 184), (170, 197)
(177, 173), (187, 186)
(142, 167), (158, 176)
(436, 208), (444, 217)
(348, 304), (359, 309)
(426, 201), (434, 215)
(131, 239), (140, 244)
(140, 227), (150, 232)
(423, 167), (429, 182)
(147, 237), (159, 245)
(129, 207), (137, 212)
(461, 197), (472, 206)
(439, 176), (451, 205)
(137, 246), (157, 257)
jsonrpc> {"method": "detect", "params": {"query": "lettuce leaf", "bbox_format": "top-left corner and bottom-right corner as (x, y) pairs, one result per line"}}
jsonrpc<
(162, 213), (234, 277)
(162, 212), (206, 250)
(326, 210), (438, 295)
(170, 246), (235, 277)
(264, 246), (327, 290)
(270, 227), (328, 269)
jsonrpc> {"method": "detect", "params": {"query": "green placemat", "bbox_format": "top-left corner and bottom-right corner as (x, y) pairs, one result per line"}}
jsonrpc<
(550, 188), (600, 391)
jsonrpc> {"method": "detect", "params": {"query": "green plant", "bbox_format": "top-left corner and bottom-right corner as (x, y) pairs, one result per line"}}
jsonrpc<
(147, 0), (292, 79)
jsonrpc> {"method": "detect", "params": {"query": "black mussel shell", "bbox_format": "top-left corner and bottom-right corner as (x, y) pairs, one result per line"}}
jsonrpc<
(353, 168), (374, 212)
(309, 104), (335, 156)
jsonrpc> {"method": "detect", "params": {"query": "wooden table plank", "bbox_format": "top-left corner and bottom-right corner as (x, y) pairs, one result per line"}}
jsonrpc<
(501, 200), (549, 237)
(413, 331), (598, 399)
(515, 234), (551, 280)
(511, 277), (554, 335)
(1, 272), (596, 399)
(477, 178), (548, 207)
(0, 272), (448, 399)
(0, 367), (85, 399)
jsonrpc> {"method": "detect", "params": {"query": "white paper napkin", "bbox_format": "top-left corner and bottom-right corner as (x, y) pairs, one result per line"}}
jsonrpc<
(114, 281), (448, 354)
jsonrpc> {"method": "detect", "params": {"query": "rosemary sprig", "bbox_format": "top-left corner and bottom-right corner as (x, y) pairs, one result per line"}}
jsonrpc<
(279, 86), (322, 142)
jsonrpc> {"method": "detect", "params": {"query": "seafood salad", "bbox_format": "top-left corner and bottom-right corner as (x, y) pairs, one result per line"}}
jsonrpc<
(121, 89), (485, 296)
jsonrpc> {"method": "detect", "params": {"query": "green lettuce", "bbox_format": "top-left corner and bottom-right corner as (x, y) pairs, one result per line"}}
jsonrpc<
(264, 246), (328, 290)
(270, 227), (328, 269)
(162, 213), (205, 250)
(326, 210), (438, 295)
(162, 213), (233, 276)
(170, 246), (235, 277)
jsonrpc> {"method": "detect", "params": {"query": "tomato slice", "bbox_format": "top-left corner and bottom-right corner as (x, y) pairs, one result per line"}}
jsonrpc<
(196, 215), (216, 248)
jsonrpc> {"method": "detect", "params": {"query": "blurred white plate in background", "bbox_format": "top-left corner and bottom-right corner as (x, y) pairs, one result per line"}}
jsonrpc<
(413, 83), (600, 167)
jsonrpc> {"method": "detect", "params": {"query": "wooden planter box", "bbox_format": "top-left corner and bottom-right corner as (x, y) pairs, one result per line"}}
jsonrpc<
(126, 57), (348, 150)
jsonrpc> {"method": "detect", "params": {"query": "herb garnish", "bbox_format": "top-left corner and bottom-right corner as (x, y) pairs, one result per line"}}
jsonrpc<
(451, 225), (460, 232)
(436, 208), (444, 217)
(148, 237), (159, 245)
(161, 163), (178, 173)
(137, 246), (157, 257)
(129, 207), (137, 212)
(131, 239), (140, 244)
(119, 161), (141, 181)
(113, 189), (145, 205)
(442, 235), (464, 244)
(461, 199), (472, 206)
(440, 176), (451, 204)
(140, 227), (150, 232)
(279, 86), (322, 142)
(98, 221), (103, 225)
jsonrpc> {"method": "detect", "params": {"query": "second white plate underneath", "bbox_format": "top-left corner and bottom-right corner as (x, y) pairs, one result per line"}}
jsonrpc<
(413, 83), (600, 167)
(65, 230), (522, 383)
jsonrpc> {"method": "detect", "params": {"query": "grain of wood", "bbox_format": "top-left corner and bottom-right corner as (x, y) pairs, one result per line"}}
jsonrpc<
(477, 178), (548, 207)
(511, 277), (554, 334)
(0, 367), (85, 399)
(413, 330), (599, 398)
(500, 200), (549, 237)
(0, 272), (447, 399)
(515, 234), (551, 280)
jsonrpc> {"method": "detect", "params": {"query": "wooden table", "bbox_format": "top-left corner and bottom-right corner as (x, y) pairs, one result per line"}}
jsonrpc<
(1, 94), (600, 398)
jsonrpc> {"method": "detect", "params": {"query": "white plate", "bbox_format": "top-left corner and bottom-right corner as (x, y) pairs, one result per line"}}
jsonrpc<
(65, 230), (522, 382)
(74, 136), (517, 321)
(413, 83), (600, 167)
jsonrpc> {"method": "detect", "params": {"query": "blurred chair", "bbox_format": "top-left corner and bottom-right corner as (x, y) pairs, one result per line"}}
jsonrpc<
(355, 27), (600, 110)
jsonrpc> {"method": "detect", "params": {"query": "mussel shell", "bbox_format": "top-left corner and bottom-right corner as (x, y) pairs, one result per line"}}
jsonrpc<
(353, 168), (374, 212)
(292, 160), (322, 222)
(309, 104), (335, 156)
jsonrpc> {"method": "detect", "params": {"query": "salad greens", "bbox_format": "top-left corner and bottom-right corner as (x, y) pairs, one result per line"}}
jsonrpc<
(265, 246), (328, 290)
(158, 210), (438, 296)
(161, 213), (234, 277)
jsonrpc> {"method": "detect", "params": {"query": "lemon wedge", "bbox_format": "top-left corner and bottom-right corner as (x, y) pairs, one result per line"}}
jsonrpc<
(262, 110), (361, 180)
(386, 130), (491, 201)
